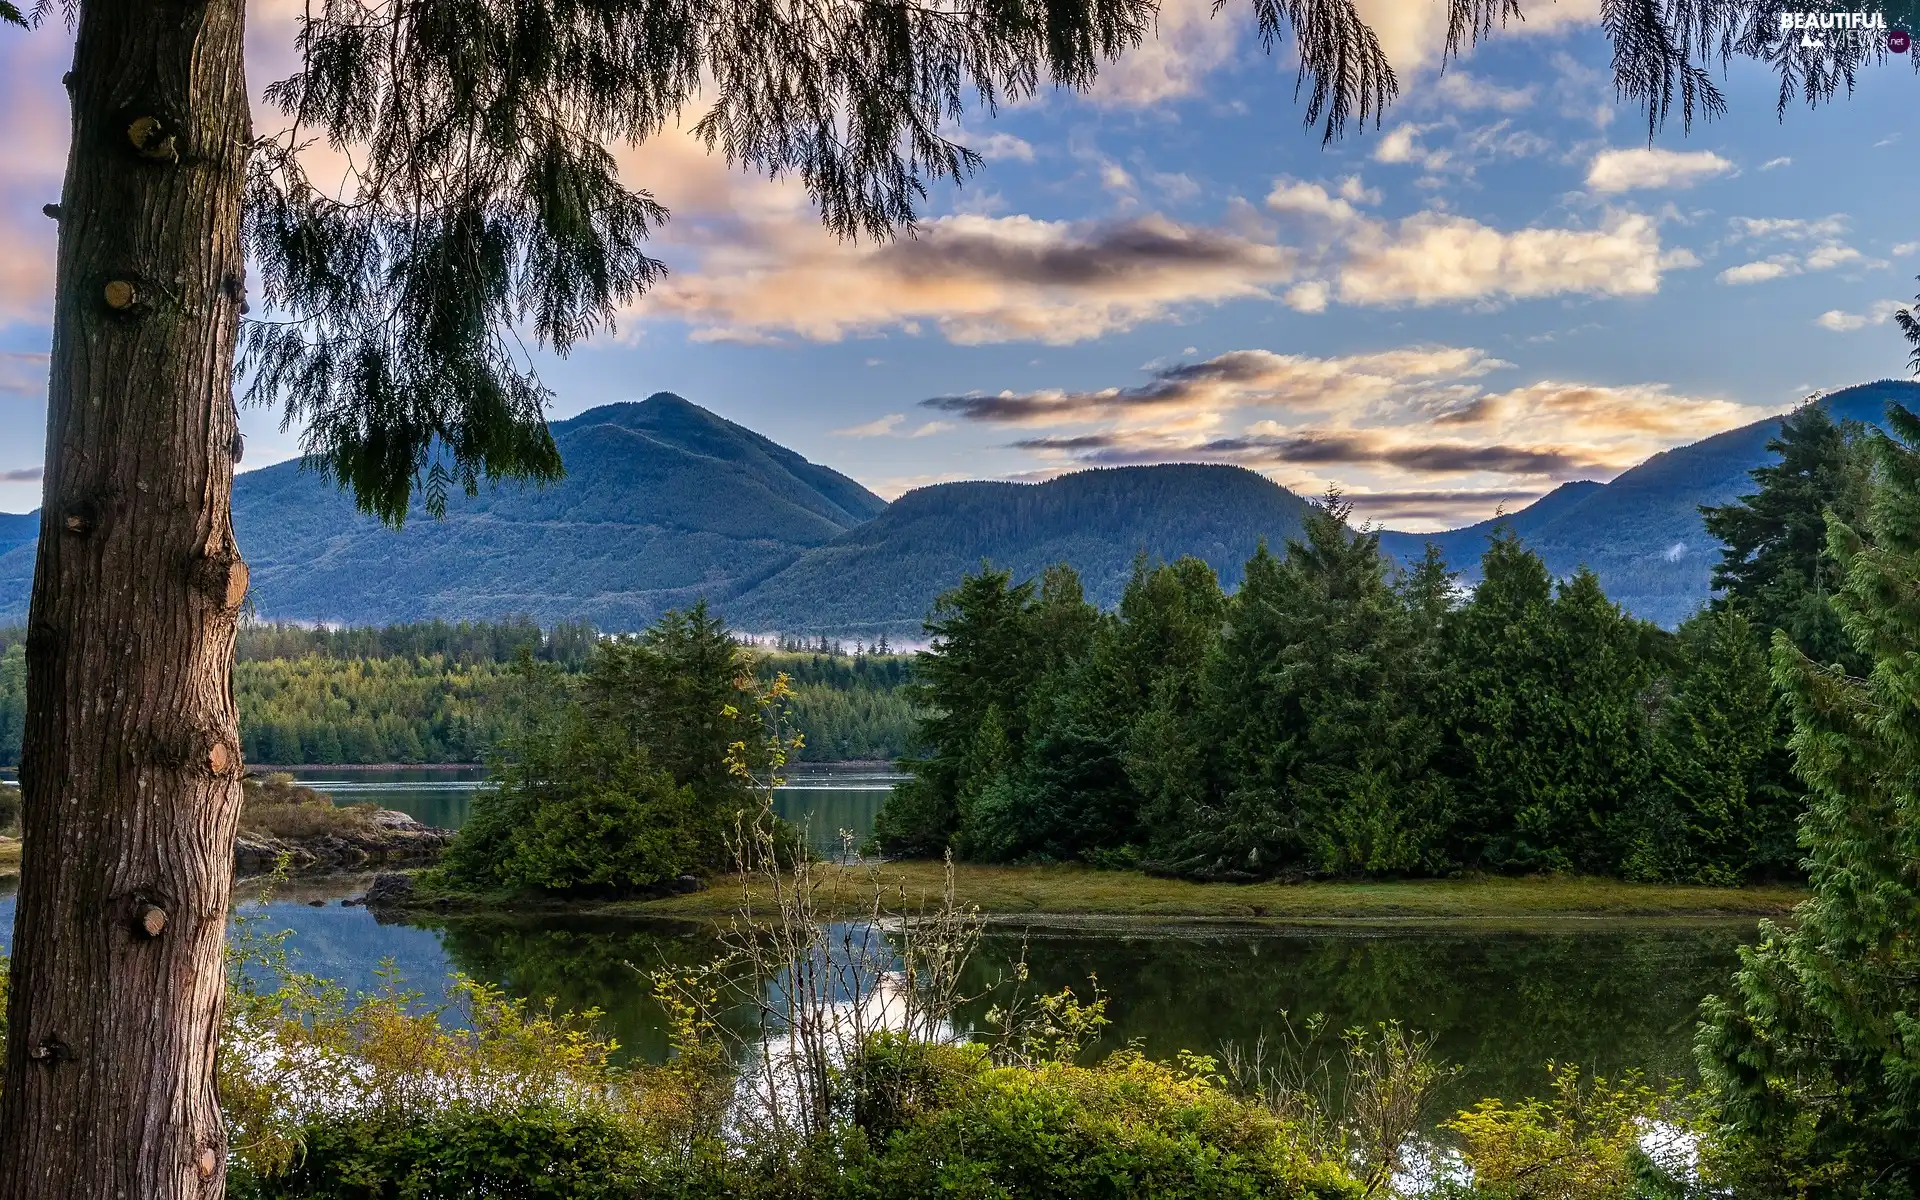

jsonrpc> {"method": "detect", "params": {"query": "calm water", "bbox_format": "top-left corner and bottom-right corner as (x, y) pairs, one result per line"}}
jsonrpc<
(0, 767), (1764, 1120)
(272, 764), (896, 856)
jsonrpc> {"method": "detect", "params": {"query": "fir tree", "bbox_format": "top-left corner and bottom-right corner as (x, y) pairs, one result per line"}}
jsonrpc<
(1632, 608), (1796, 885)
(871, 566), (1042, 855)
(1702, 402), (1873, 670)
(1698, 405), (1920, 1196)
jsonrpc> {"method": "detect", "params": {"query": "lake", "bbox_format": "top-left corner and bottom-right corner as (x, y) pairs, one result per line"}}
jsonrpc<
(0, 767), (1763, 1122)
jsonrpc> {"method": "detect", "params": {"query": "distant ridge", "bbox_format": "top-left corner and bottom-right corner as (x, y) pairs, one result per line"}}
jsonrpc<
(1378, 379), (1920, 627)
(4, 380), (1918, 631)
(0, 392), (886, 626)
(726, 464), (1316, 637)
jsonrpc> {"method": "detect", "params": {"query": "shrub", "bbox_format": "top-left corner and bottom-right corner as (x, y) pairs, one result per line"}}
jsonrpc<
(0, 780), (19, 834)
(230, 1104), (730, 1200)
(844, 1049), (1364, 1200)
(238, 773), (384, 840)
(1441, 1066), (1696, 1200)
(440, 709), (699, 894)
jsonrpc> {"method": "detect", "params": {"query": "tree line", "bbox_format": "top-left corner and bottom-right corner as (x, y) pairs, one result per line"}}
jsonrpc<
(0, 620), (918, 769)
(873, 403), (1867, 888)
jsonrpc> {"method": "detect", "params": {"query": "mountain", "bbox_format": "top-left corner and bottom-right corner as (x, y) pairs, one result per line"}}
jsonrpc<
(1378, 379), (1920, 627)
(726, 464), (1316, 637)
(0, 392), (887, 626)
(5, 379), (1918, 633)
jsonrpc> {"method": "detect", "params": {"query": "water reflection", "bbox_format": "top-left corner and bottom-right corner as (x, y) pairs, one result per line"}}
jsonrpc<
(272, 765), (899, 854)
(414, 911), (1748, 1116)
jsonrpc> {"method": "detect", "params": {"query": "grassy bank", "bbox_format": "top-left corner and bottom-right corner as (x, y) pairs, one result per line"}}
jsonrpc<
(412, 861), (1805, 925)
(0, 835), (17, 878)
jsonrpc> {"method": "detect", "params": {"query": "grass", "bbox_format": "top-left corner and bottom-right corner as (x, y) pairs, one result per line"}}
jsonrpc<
(416, 861), (1807, 927)
(0, 835), (17, 878)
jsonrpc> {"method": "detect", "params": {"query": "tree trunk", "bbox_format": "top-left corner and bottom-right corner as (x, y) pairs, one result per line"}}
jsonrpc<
(0, 0), (250, 1197)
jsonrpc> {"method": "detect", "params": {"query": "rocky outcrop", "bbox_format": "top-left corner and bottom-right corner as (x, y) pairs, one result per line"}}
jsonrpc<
(233, 809), (453, 877)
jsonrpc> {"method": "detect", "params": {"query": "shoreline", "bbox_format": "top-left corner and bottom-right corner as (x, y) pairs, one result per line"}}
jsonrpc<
(393, 862), (1807, 927)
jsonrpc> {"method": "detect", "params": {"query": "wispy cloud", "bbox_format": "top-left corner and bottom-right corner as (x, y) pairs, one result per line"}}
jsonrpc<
(1816, 300), (1909, 332)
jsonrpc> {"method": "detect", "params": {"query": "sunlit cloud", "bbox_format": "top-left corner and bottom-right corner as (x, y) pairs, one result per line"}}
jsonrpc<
(1816, 300), (1908, 332)
(1586, 147), (1735, 192)
(928, 343), (1775, 528)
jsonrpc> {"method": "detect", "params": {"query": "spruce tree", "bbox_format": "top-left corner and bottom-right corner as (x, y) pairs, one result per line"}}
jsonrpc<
(872, 566), (1041, 855)
(1698, 405), (1920, 1196)
(1633, 608), (1795, 885)
(1703, 402), (1873, 671)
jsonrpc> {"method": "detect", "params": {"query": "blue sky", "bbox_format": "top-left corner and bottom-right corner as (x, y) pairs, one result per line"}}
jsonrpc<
(2, 0), (1916, 528)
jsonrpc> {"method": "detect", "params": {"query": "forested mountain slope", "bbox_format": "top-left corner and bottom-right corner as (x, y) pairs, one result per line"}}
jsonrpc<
(6, 381), (1916, 631)
(726, 464), (1316, 637)
(1379, 380), (1920, 627)
(0, 392), (886, 626)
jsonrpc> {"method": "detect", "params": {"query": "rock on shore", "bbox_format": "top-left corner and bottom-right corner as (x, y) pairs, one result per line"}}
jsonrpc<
(234, 809), (454, 876)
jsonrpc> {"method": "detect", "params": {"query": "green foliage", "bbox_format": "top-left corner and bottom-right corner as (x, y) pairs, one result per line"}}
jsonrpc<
(0, 640), (21, 767)
(1443, 543), (1660, 874)
(844, 1048), (1364, 1200)
(1702, 402), (1873, 671)
(1631, 609), (1798, 885)
(1442, 1066), (1697, 1200)
(1696, 404), (1920, 1199)
(1170, 500), (1451, 877)
(438, 603), (806, 893)
(879, 488), (1827, 887)
(231, 1104), (712, 1200)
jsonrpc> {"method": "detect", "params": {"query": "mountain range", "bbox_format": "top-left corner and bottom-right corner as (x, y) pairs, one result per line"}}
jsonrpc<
(3, 380), (1917, 634)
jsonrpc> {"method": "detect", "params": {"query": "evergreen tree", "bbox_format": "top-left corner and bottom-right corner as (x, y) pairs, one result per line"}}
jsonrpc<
(871, 566), (1042, 855)
(1703, 402), (1873, 670)
(1444, 538), (1657, 872)
(584, 601), (760, 861)
(1698, 406), (1920, 1196)
(1165, 500), (1447, 877)
(1632, 608), (1796, 885)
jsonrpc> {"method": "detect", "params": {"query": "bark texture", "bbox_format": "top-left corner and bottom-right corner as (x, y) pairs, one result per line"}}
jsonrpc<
(0, 1), (251, 1197)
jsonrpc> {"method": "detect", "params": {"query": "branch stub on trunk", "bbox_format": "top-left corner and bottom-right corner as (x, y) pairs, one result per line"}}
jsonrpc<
(103, 280), (138, 310)
(135, 905), (168, 938)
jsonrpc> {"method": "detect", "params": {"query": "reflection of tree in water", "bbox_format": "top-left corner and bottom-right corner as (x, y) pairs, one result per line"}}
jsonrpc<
(427, 916), (740, 1063)
(421, 911), (1752, 1118)
(951, 924), (1751, 1115)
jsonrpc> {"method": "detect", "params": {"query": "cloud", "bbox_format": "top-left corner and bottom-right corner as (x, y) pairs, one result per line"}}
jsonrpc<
(934, 343), (1772, 528)
(1761, 156), (1793, 170)
(0, 468), (42, 483)
(1352, 0), (1603, 76)
(1896, 242), (1920, 256)
(832, 414), (906, 437)
(1429, 72), (1536, 111)
(1089, 0), (1244, 107)
(643, 209), (1297, 345)
(1718, 215), (1869, 285)
(0, 350), (49, 396)
(925, 345), (1508, 426)
(1284, 280), (1331, 313)
(1586, 147), (1735, 192)
(1335, 211), (1671, 306)
(1816, 300), (1909, 332)
(1373, 124), (1450, 170)
(975, 132), (1036, 162)
(1720, 260), (1795, 285)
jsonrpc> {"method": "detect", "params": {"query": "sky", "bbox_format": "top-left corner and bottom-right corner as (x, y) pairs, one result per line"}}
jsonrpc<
(1, 2), (1917, 530)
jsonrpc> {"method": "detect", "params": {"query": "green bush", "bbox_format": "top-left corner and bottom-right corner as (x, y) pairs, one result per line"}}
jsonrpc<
(440, 708), (699, 894)
(843, 1048), (1364, 1200)
(231, 1104), (730, 1200)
